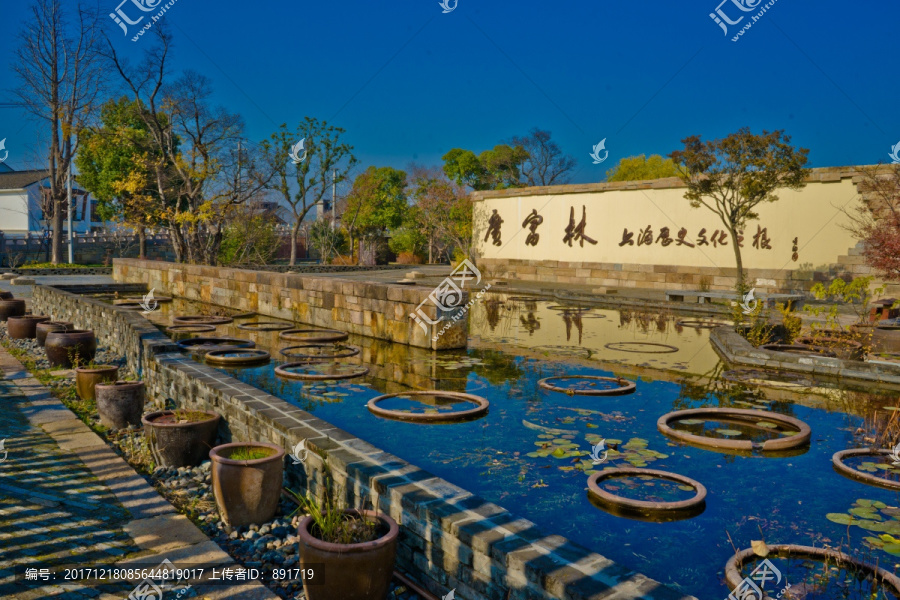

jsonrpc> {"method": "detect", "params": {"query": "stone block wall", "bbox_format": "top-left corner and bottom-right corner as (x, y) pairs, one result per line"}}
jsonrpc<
(112, 258), (466, 350)
(29, 284), (694, 600)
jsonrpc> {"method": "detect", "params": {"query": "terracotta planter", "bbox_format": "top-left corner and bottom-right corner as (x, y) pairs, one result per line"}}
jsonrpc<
(209, 442), (285, 527)
(95, 381), (145, 429)
(0, 299), (26, 322)
(298, 509), (399, 600)
(142, 410), (221, 468)
(6, 315), (50, 339)
(795, 336), (865, 361)
(44, 330), (97, 368)
(75, 365), (120, 402)
(36, 321), (73, 347)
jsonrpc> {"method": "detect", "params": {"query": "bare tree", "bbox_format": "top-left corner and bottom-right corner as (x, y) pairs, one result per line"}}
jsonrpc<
(261, 119), (356, 266)
(102, 28), (257, 264)
(13, 0), (106, 263)
(509, 128), (577, 187)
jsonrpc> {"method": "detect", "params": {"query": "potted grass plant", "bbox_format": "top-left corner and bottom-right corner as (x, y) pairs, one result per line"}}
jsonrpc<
(290, 488), (398, 600)
(208, 442), (285, 527)
(142, 408), (221, 467)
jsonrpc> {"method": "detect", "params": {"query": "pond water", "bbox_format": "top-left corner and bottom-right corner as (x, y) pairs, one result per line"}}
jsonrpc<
(136, 294), (900, 599)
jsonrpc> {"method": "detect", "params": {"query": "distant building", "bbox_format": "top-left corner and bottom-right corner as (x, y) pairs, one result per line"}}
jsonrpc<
(0, 166), (101, 236)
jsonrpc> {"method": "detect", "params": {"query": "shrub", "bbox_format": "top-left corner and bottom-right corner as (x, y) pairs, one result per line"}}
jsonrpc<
(396, 252), (423, 265)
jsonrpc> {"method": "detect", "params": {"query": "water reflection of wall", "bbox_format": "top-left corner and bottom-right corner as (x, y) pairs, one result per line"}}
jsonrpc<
(468, 295), (722, 376)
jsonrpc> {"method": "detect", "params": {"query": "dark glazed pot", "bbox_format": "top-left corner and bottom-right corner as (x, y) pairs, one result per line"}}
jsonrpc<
(36, 321), (73, 347)
(44, 330), (97, 368)
(298, 509), (399, 600)
(874, 325), (900, 354)
(7, 315), (50, 339)
(95, 381), (145, 429)
(143, 410), (221, 468)
(0, 299), (26, 322)
(795, 336), (865, 361)
(0, 291), (13, 300)
(209, 442), (285, 527)
(75, 365), (120, 401)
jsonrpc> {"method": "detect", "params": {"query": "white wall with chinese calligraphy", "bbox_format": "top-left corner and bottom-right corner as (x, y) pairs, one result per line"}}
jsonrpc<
(472, 168), (866, 291)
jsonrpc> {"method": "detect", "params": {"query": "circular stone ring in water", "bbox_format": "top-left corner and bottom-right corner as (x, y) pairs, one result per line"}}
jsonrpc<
(538, 375), (636, 396)
(279, 329), (349, 343)
(657, 408), (811, 452)
(176, 337), (255, 353)
(166, 324), (217, 334)
(274, 362), (369, 381)
(280, 344), (361, 360)
(173, 315), (234, 325)
(675, 320), (729, 329)
(236, 321), (293, 332)
(832, 448), (900, 491)
(204, 349), (271, 367)
(367, 391), (489, 423)
(724, 544), (900, 594)
(587, 468), (707, 518)
(604, 342), (679, 354)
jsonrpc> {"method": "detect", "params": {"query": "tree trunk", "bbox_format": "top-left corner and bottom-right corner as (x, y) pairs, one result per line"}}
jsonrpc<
(290, 220), (300, 266)
(729, 226), (746, 293)
(428, 239), (433, 264)
(51, 200), (63, 264)
(138, 227), (147, 259)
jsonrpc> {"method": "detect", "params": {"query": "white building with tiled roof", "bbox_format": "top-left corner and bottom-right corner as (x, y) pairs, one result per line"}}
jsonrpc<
(0, 166), (101, 236)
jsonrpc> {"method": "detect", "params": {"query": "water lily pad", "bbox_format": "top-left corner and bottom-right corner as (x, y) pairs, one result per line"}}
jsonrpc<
(716, 429), (742, 437)
(756, 421), (778, 429)
(826, 513), (857, 525)
(679, 419), (704, 425)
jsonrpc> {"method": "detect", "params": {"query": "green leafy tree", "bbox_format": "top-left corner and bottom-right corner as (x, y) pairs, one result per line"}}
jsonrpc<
(75, 97), (170, 258)
(261, 118), (356, 265)
(442, 144), (529, 190)
(605, 154), (680, 182)
(308, 217), (348, 263)
(670, 128), (810, 293)
(218, 204), (281, 266)
(343, 166), (408, 256)
(406, 165), (472, 262)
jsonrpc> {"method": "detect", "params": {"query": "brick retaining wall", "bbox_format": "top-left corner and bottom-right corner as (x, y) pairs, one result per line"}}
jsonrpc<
(112, 258), (466, 351)
(30, 284), (694, 600)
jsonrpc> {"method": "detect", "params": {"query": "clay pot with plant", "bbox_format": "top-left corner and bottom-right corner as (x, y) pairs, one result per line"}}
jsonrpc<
(6, 315), (50, 339)
(0, 298), (26, 322)
(75, 364), (119, 401)
(36, 321), (73, 347)
(290, 487), (399, 600)
(45, 330), (97, 368)
(209, 442), (285, 527)
(142, 409), (221, 468)
(95, 380), (145, 429)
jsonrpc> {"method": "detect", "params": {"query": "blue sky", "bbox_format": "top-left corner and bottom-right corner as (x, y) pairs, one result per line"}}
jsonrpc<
(1, 0), (898, 183)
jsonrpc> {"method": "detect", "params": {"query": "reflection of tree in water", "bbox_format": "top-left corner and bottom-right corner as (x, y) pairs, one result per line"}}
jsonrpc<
(519, 312), (541, 336)
(617, 309), (673, 337)
(560, 309), (584, 344)
(484, 298), (502, 330)
(471, 349), (526, 386)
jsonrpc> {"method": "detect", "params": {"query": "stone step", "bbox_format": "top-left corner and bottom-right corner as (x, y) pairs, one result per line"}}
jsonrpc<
(837, 254), (867, 265)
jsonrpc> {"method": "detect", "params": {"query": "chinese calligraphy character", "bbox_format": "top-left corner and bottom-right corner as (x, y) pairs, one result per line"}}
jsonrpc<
(562, 205), (597, 247)
(736, 229), (745, 247)
(792, 237), (799, 262)
(522, 209), (543, 246)
(752, 226), (772, 250)
(711, 230), (728, 247)
(484, 209), (503, 246)
(638, 224), (654, 246)
(697, 228), (709, 246)
(675, 227), (695, 248)
(656, 227), (673, 247)
(619, 228), (635, 246)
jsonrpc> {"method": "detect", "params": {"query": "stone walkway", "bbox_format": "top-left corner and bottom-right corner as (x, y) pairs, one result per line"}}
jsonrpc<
(0, 347), (278, 599)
